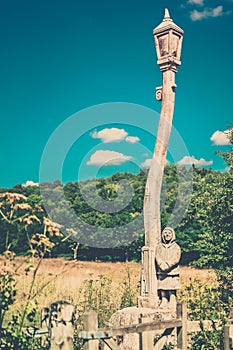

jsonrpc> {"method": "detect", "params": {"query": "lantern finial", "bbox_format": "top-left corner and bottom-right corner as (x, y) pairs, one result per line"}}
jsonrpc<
(164, 8), (172, 21)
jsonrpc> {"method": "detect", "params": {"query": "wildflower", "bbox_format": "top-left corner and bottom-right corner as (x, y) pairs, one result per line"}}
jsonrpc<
(23, 215), (41, 226)
(13, 203), (32, 211)
(43, 217), (63, 237)
(66, 228), (78, 236)
(3, 250), (16, 261)
(30, 233), (55, 252)
(0, 192), (27, 204)
(35, 204), (43, 212)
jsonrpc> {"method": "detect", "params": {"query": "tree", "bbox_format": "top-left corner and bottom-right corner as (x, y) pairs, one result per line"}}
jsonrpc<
(192, 128), (233, 269)
(216, 126), (233, 171)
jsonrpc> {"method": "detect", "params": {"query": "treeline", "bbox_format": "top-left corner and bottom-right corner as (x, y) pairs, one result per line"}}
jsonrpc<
(0, 162), (232, 268)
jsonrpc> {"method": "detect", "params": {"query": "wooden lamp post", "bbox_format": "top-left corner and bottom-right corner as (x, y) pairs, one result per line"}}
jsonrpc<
(139, 9), (184, 309)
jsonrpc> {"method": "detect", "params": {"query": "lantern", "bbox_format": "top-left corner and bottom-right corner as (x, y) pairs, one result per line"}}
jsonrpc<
(153, 9), (184, 70)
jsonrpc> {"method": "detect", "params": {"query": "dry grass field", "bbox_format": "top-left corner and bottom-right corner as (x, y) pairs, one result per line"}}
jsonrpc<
(0, 256), (216, 316)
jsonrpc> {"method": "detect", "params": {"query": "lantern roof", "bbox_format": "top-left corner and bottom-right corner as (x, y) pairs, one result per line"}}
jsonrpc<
(153, 8), (184, 36)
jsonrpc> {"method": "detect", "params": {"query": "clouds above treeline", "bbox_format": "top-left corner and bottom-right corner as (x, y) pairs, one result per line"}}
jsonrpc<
(86, 127), (231, 169)
(140, 156), (212, 168)
(177, 156), (213, 166)
(87, 151), (213, 169)
(22, 180), (39, 187)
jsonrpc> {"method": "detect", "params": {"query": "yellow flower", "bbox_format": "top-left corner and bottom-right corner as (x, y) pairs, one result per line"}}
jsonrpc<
(30, 233), (55, 252)
(0, 192), (27, 204)
(43, 217), (63, 237)
(13, 203), (32, 211)
(23, 215), (41, 226)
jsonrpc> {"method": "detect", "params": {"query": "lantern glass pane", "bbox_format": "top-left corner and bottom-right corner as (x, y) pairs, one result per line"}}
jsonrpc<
(158, 35), (169, 57)
(171, 33), (180, 58)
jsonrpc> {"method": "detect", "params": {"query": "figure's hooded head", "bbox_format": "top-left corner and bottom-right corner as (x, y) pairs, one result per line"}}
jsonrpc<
(162, 227), (175, 244)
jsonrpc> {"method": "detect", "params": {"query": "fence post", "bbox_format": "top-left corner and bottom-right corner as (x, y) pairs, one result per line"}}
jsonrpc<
(224, 308), (233, 350)
(49, 301), (75, 350)
(224, 325), (231, 350)
(139, 315), (154, 350)
(83, 310), (99, 350)
(177, 303), (187, 350)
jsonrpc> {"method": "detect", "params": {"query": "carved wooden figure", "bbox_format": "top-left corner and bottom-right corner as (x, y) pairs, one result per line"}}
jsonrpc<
(155, 227), (181, 310)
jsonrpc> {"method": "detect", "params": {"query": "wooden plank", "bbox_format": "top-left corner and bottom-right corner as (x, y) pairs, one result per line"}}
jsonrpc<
(110, 319), (182, 336)
(83, 311), (99, 350)
(224, 325), (230, 350)
(139, 316), (154, 350)
(177, 303), (187, 350)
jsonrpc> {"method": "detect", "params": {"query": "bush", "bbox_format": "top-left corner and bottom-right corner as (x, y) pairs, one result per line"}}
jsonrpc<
(179, 277), (230, 349)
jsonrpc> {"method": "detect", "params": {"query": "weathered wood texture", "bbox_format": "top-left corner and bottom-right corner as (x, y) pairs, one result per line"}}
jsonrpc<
(34, 303), (233, 350)
(110, 319), (182, 336)
(141, 10), (183, 307)
(83, 310), (99, 350)
(223, 309), (233, 350)
(80, 304), (187, 350)
(47, 301), (74, 350)
(177, 302), (187, 350)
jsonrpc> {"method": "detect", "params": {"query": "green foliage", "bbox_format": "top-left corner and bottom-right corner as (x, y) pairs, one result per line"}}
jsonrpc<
(179, 279), (228, 321)
(0, 151), (232, 267)
(216, 126), (233, 171)
(76, 275), (116, 328)
(75, 269), (138, 330)
(179, 277), (231, 350)
(216, 267), (233, 316)
(191, 172), (233, 269)
(189, 327), (223, 350)
(120, 265), (137, 309)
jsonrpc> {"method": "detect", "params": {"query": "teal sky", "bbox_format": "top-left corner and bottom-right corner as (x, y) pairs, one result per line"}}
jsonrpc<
(0, 0), (233, 188)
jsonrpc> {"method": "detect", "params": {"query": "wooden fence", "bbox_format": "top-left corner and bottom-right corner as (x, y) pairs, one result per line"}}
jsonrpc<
(79, 303), (187, 350)
(27, 302), (233, 350)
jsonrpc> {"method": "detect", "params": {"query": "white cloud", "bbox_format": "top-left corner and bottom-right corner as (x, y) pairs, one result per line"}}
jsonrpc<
(86, 150), (133, 166)
(91, 128), (140, 144)
(177, 156), (213, 166)
(140, 158), (169, 168)
(125, 136), (140, 144)
(91, 128), (128, 143)
(141, 158), (152, 168)
(190, 6), (223, 20)
(188, 0), (204, 6)
(22, 180), (39, 187)
(210, 129), (230, 146)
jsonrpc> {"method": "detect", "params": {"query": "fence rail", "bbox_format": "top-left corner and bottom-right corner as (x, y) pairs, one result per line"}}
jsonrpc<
(78, 303), (187, 350)
(27, 302), (233, 350)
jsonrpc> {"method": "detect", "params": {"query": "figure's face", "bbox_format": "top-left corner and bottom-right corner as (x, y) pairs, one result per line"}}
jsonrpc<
(162, 229), (173, 242)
